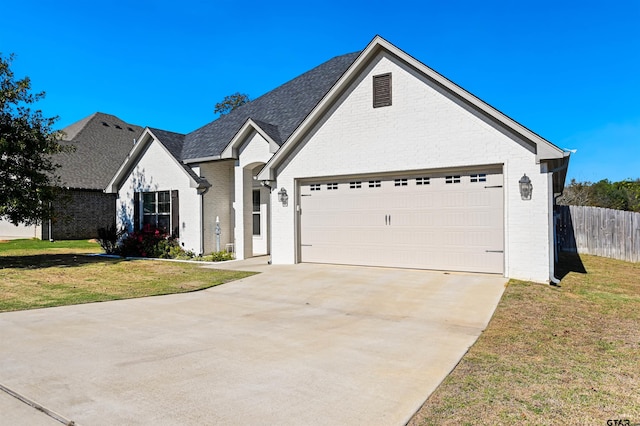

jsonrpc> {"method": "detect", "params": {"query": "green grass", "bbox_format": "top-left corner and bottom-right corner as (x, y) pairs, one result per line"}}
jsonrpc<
(0, 239), (256, 312)
(408, 253), (640, 426)
(0, 238), (101, 255)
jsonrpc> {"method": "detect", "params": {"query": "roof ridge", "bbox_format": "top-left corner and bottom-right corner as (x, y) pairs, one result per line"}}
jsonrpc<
(181, 51), (361, 160)
(149, 127), (186, 137)
(61, 112), (143, 142)
(60, 113), (97, 140)
(185, 51), (360, 138)
(229, 52), (360, 118)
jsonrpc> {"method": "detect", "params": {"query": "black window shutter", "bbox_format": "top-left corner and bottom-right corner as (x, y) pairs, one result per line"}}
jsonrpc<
(171, 190), (179, 238)
(133, 192), (140, 232)
(373, 73), (392, 108)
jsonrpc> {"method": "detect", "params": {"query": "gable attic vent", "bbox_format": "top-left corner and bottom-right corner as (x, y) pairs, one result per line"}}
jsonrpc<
(373, 73), (392, 108)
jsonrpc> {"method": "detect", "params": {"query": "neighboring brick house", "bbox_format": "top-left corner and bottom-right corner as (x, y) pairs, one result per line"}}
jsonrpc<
(107, 36), (571, 283)
(0, 113), (143, 240)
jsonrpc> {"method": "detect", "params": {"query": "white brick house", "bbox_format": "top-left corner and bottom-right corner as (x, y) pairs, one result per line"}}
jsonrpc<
(107, 36), (570, 283)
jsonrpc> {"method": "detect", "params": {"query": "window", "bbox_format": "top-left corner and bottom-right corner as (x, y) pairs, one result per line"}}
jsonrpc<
(368, 180), (381, 188)
(136, 190), (178, 236)
(252, 190), (261, 236)
(349, 181), (362, 189)
(470, 173), (487, 183)
(446, 175), (461, 184)
(327, 183), (338, 190)
(416, 177), (430, 185)
(142, 191), (171, 232)
(394, 178), (408, 186)
(310, 184), (321, 191)
(373, 73), (392, 108)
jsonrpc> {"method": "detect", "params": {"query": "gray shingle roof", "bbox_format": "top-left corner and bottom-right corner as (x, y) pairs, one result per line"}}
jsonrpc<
(56, 113), (143, 190)
(181, 51), (360, 160)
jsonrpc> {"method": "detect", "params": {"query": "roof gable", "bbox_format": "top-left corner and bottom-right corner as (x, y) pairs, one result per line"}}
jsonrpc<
(219, 119), (281, 160)
(106, 128), (210, 193)
(258, 35), (569, 181)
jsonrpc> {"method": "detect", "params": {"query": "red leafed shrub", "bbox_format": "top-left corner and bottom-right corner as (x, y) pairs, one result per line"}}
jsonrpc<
(118, 228), (179, 258)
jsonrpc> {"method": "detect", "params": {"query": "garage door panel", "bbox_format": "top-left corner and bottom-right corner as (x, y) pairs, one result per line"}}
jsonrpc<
(300, 169), (504, 274)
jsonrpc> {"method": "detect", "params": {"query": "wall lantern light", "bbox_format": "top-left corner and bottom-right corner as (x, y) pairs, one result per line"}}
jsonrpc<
(278, 187), (288, 207)
(519, 174), (533, 200)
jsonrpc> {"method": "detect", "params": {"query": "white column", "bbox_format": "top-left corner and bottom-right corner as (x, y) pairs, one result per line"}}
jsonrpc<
(242, 167), (254, 258)
(233, 165), (246, 260)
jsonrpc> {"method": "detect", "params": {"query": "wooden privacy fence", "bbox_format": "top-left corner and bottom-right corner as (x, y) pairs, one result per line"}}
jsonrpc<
(557, 205), (640, 263)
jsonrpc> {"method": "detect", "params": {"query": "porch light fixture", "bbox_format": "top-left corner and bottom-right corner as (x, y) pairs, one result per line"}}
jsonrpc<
(278, 187), (288, 207)
(519, 174), (533, 200)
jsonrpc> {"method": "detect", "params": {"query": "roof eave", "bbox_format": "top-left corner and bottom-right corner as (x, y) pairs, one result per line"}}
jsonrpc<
(542, 151), (571, 195)
(183, 155), (221, 164)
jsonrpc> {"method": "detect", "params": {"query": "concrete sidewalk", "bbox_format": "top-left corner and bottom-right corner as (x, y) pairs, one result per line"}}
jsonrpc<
(0, 261), (506, 425)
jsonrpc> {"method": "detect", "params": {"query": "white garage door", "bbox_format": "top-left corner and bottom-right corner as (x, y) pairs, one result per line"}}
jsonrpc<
(299, 168), (504, 274)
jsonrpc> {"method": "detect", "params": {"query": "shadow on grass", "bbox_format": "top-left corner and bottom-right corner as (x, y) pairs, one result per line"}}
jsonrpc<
(555, 251), (587, 280)
(0, 254), (126, 270)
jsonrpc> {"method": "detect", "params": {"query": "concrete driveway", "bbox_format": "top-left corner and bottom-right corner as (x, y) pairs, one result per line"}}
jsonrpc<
(0, 259), (506, 425)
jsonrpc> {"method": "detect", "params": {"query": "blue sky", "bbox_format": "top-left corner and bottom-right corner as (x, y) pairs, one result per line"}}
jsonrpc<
(2, 0), (638, 182)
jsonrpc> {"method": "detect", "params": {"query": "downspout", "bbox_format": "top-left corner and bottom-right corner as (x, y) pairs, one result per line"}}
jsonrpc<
(549, 193), (563, 286)
(547, 156), (570, 286)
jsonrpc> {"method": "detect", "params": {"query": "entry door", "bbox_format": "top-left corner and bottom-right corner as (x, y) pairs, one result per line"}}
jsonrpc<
(299, 170), (504, 274)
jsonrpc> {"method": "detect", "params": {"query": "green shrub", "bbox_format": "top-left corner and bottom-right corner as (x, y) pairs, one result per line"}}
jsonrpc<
(97, 225), (126, 254)
(115, 229), (231, 262)
(199, 251), (234, 262)
(119, 229), (180, 258)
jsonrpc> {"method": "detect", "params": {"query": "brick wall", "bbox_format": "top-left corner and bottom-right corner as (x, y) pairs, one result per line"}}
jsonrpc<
(200, 160), (234, 254)
(43, 189), (116, 240)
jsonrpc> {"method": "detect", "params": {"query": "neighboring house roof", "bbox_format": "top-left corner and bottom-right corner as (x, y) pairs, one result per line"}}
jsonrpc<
(181, 51), (360, 161)
(56, 112), (143, 190)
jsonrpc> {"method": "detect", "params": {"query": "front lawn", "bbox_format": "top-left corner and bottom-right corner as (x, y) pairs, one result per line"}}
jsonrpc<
(0, 239), (256, 312)
(409, 254), (640, 425)
(0, 238), (101, 256)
